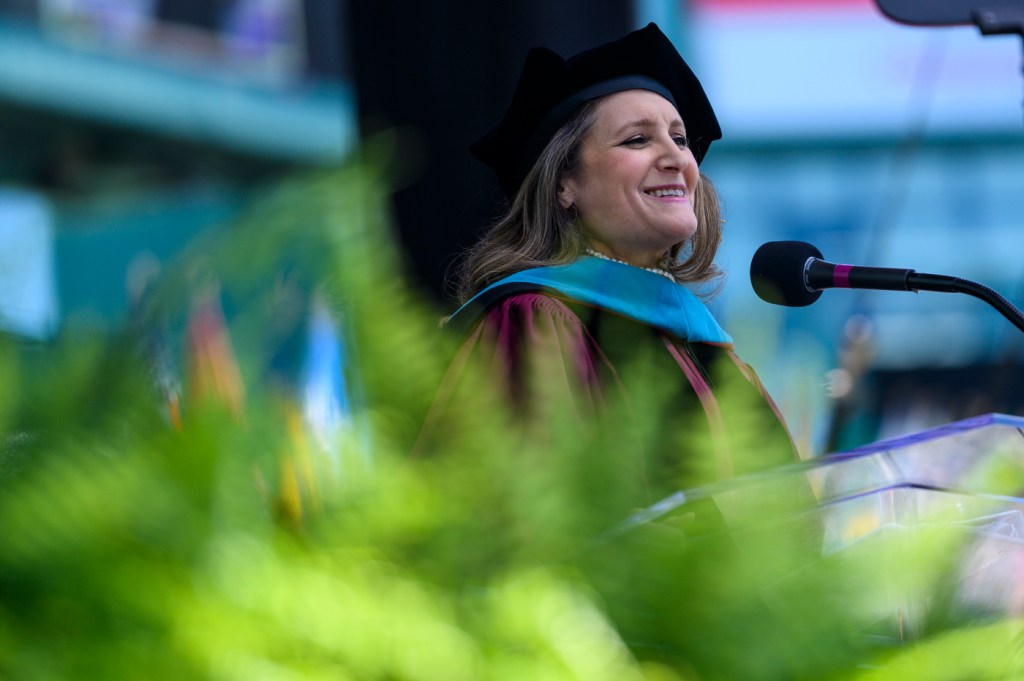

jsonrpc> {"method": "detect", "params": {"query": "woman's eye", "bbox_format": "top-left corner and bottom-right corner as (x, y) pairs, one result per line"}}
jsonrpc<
(673, 135), (690, 148)
(622, 135), (648, 146)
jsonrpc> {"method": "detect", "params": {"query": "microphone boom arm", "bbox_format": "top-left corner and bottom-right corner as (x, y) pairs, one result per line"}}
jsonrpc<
(946, 277), (1024, 333)
(803, 256), (1024, 333)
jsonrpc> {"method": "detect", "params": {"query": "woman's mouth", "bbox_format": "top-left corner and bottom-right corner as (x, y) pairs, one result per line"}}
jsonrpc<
(644, 186), (687, 199)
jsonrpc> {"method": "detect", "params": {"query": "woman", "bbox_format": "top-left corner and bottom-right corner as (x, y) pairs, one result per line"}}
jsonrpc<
(427, 23), (797, 495)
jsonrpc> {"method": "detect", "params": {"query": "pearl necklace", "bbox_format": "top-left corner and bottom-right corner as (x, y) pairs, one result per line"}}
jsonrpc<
(584, 248), (675, 282)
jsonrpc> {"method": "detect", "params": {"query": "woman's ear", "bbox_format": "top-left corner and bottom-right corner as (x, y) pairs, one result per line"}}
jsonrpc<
(557, 179), (577, 211)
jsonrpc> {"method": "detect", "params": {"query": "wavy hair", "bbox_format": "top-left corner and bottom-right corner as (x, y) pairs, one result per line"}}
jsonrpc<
(455, 98), (724, 304)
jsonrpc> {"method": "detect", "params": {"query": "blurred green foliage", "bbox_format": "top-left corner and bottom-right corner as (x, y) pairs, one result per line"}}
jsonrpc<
(2, 140), (1024, 679)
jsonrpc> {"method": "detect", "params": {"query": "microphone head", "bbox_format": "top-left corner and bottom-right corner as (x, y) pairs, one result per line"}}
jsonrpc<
(750, 241), (824, 307)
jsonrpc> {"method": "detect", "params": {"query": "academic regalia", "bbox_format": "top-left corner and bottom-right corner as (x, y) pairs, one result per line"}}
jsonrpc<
(422, 256), (798, 504)
(426, 23), (793, 503)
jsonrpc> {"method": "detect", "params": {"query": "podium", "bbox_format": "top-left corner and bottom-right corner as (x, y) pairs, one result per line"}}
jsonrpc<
(614, 413), (1024, 643)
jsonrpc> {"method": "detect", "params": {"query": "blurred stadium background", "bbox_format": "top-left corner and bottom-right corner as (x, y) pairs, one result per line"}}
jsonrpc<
(1, 0), (1022, 456)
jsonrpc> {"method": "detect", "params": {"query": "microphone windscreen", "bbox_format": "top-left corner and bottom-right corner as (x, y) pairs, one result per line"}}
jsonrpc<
(750, 241), (824, 307)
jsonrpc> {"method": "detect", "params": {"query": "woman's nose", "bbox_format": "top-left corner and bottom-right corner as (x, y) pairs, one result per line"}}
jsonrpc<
(657, 140), (689, 171)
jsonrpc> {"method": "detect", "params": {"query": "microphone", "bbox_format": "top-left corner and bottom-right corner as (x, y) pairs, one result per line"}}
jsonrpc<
(749, 240), (958, 307)
(749, 240), (1024, 333)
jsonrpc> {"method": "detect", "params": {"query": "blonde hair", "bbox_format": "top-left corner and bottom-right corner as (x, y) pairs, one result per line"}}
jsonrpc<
(455, 98), (723, 304)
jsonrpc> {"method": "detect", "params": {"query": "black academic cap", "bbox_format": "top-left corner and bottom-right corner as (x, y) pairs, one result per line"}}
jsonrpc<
(470, 23), (722, 199)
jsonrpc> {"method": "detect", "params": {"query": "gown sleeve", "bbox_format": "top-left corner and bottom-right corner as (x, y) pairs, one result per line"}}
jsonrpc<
(457, 292), (609, 419)
(412, 293), (616, 458)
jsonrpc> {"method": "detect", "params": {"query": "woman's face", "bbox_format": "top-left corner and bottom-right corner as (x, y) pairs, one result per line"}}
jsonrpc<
(559, 89), (699, 267)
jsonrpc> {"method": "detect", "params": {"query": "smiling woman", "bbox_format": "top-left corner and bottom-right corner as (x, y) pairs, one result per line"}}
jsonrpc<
(423, 23), (799, 497)
(559, 90), (701, 268)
